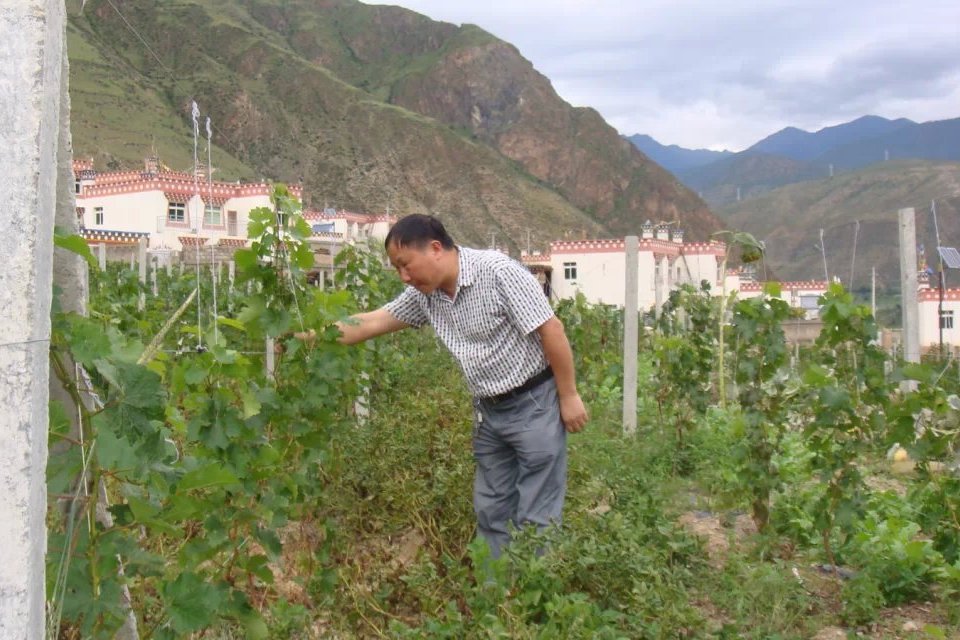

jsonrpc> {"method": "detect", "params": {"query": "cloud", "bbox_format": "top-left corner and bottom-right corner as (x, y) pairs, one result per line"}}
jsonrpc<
(363, 0), (960, 150)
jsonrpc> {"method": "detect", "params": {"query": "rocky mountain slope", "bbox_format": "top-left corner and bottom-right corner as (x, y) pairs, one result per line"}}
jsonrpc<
(67, 0), (721, 250)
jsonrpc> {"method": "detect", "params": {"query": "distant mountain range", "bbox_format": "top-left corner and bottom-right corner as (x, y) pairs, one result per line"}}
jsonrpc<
(626, 134), (732, 172)
(628, 115), (960, 206)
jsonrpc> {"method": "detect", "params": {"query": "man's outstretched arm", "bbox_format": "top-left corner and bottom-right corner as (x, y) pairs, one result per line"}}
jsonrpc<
(336, 307), (409, 345)
(295, 307), (409, 345)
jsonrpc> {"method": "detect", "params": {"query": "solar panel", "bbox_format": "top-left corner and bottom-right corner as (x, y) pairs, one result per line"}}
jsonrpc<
(938, 247), (960, 269)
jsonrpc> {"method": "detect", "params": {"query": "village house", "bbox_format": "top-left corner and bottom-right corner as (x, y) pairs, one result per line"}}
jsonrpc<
(917, 269), (960, 352)
(73, 157), (393, 275)
(521, 222), (729, 310)
(520, 222), (832, 344)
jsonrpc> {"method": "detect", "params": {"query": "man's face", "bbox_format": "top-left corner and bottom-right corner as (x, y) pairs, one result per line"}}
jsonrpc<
(387, 240), (443, 294)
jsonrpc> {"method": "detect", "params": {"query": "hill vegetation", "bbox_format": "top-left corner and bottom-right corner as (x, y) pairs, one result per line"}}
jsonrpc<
(718, 160), (960, 295)
(67, 0), (720, 250)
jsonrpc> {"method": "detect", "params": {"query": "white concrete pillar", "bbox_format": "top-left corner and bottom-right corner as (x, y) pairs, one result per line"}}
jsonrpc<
(654, 255), (667, 316)
(0, 1), (65, 637)
(138, 237), (147, 311)
(899, 208), (920, 367)
(622, 236), (639, 435)
(98, 241), (107, 270)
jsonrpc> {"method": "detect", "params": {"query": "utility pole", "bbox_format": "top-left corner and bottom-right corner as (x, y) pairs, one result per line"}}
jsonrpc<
(932, 199), (945, 354)
(819, 228), (829, 282)
(849, 220), (859, 290)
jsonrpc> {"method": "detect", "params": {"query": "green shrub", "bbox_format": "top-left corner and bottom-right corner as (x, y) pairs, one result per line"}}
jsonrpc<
(845, 514), (945, 604)
(840, 573), (885, 625)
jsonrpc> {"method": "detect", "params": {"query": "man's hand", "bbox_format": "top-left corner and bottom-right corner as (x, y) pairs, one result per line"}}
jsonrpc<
(293, 329), (317, 344)
(559, 392), (588, 433)
(274, 329), (317, 355)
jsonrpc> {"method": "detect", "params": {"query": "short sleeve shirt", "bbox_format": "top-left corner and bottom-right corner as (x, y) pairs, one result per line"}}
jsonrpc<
(384, 247), (554, 397)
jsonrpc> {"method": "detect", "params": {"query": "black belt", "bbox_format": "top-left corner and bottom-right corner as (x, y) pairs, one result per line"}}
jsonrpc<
(485, 367), (554, 405)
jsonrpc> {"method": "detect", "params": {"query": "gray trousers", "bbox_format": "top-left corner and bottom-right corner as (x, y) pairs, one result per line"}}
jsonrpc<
(473, 379), (567, 558)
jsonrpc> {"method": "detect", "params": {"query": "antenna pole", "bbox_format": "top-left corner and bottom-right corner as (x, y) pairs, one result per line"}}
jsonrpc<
(819, 228), (829, 282)
(849, 220), (859, 290)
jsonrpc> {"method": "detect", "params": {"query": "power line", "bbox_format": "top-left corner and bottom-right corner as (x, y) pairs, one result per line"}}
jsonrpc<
(100, 0), (176, 79)
(94, 0), (244, 166)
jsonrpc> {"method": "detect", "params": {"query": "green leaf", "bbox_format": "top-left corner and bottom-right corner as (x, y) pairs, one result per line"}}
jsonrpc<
(127, 496), (158, 521)
(54, 229), (98, 270)
(244, 614), (269, 640)
(216, 317), (246, 332)
(242, 390), (261, 418)
(179, 464), (240, 491)
(95, 424), (140, 471)
(762, 281), (782, 297)
(183, 362), (208, 385)
(163, 573), (224, 633)
(65, 317), (113, 365)
(293, 243), (314, 269)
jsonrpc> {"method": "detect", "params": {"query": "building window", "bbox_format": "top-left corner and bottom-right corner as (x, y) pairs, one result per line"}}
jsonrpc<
(74, 179), (81, 194)
(94, 207), (104, 225)
(204, 204), (221, 225)
(168, 202), (185, 222)
(940, 310), (954, 330)
(563, 262), (577, 280)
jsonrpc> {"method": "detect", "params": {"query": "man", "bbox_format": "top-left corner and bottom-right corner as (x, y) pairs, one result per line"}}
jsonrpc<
(336, 214), (588, 557)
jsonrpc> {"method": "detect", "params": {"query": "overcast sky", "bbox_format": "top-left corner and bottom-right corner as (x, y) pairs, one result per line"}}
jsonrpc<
(363, 1), (960, 152)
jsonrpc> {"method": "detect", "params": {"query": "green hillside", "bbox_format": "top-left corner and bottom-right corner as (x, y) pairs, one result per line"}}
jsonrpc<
(67, 0), (721, 251)
(718, 160), (960, 295)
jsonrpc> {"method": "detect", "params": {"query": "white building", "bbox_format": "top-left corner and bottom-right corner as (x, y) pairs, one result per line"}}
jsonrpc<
(522, 223), (727, 309)
(73, 158), (394, 268)
(918, 287), (960, 351)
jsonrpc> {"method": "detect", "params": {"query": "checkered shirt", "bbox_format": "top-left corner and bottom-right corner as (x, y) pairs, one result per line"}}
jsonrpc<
(384, 247), (554, 398)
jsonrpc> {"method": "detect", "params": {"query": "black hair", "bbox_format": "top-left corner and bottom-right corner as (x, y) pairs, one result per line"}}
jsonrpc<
(384, 214), (456, 251)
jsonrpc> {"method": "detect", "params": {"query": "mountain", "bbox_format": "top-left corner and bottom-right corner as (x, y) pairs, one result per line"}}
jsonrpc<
(625, 134), (732, 174)
(717, 160), (960, 293)
(652, 115), (960, 207)
(67, 0), (721, 251)
(746, 115), (916, 161)
(818, 118), (960, 169)
(679, 152), (825, 203)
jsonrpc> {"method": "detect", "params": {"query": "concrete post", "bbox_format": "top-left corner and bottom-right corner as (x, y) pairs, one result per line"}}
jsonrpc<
(622, 236), (639, 435)
(0, 2), (65, 637)
(151, 258), (158, 297)
(227, 260), (235, 312)
(265, 337), (275, 378)
(138, 237), (147, 311)
(899, 208), (920, 369)
(654, 255), (667, 318)
(98, 241), (107, 270)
